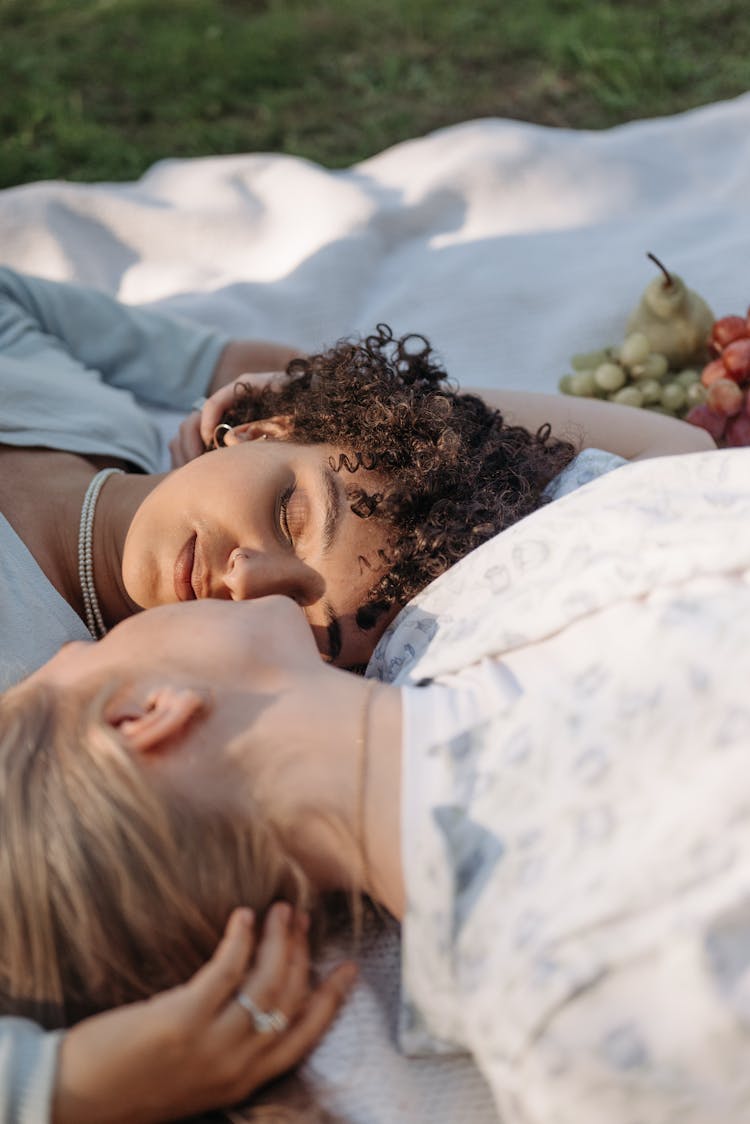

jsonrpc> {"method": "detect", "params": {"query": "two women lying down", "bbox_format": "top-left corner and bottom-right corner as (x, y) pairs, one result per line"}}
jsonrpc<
(5, 443), (750, 1124)
(0, 268), (714, 1121)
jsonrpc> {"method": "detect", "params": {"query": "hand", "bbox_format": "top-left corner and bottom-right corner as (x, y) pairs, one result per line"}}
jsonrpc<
(170, 370), (287, 468)
(207, 340), (303, 399)
(53, 904), (357, 1124)
(170, 336), (304, 467)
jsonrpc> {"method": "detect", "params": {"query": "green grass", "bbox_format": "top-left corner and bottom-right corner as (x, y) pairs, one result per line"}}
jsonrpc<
(2, 0), (749, 187)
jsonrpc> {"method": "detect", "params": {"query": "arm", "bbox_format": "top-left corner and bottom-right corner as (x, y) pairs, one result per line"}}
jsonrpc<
(0, 908), (353, 1124)
(0, 1018), (61, 1124)
(466, 387), (716, 459)
(0, 268), (226, 412)
(53, 906), (355, 1124)
(171, 362), (300, 466)
(53, 906), (354, 1124)
(176, 364), (714, 469)
(0, 268), (298, 414)
(208, 340), (303, 396)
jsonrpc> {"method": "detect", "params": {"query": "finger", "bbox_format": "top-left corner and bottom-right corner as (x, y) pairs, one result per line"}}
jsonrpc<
(241, 901), (295, 1010)
(185, 908), (256, 1016)
(199, 383), (240, 446)
(199, 403), (228, 447)
(169, 429), (188, 465)
(182, 416), (209, 461)
(240, 962), (358, 1091)
(232, 912), (311, 1041)
(169, 421), (197, 469)
(173, 415), (207, 462)
(169, 434), (185, 469)
(271, 913), (312, 1022)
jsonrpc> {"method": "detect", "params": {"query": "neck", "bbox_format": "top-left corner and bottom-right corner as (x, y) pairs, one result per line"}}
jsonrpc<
(88, 470), (165, 629)
(225, 667), (405, 917)
(0, 450), (164, 633)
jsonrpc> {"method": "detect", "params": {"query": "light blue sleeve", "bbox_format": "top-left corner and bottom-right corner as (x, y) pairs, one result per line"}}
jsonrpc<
(0, 267), (229, 411)
(541, 446), (627, 502)
(0, 1019), (62, 1124)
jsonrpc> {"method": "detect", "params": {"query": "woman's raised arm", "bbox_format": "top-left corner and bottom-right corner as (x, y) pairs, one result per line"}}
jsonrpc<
(52, 907), (355, 1124)
(467, 387), (716, 459)
(0, 268), (298, 417)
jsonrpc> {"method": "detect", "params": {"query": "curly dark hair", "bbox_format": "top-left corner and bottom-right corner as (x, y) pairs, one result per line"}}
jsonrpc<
(221, 325), (576, 633)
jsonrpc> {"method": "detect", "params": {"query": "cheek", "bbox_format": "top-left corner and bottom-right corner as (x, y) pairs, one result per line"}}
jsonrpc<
(124, 471), (191, 573)
(142, 742), (241, 811)
(121, 493), (170, 606)
(120, 528), (142, 602)
(128, 481), (171, 550)
(337, 605), (396, 669)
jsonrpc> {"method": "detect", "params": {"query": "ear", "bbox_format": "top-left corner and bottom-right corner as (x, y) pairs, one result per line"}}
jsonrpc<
(104, 684), (209, 756)
(223, 415), (294, 444)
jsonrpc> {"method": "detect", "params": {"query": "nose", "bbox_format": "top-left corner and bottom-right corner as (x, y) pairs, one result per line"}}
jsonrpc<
(222, 547), (324, 605)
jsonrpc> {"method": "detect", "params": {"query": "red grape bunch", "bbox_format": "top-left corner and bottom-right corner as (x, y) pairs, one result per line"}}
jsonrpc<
(686, 311), (750, 446)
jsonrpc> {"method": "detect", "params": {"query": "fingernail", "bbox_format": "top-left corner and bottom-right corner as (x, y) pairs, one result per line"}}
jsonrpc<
(273, 901), (292, 926)
(237, 908), (255, 929)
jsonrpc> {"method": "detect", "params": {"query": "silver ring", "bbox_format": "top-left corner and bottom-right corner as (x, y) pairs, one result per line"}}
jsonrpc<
(235, 991), (288, 1034)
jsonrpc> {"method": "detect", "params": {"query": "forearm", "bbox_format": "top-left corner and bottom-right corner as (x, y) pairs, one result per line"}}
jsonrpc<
(0, 267), (227, 411)
(52, 907), (352, 1124)
(207, 340), (304, 395)
(466, 387), (716, 459)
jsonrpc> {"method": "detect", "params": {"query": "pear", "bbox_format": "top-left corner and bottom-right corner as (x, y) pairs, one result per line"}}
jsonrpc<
(626, 253), (713, 367)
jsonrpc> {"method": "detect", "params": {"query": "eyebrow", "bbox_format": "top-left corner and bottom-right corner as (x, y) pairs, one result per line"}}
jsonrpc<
(325, 602), (342, 663)
(318, 465), (343, 661)
(320, 463), (342, 555)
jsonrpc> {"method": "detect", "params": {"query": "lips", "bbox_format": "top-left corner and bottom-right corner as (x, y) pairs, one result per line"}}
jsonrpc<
(174, 533), (197, 602)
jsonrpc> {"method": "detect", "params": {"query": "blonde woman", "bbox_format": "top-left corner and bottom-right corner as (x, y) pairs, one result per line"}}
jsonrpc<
(3, 442), (750, 1124)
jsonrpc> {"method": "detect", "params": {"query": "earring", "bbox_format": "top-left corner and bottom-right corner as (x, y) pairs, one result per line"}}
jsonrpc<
(212, 423), (233, 449)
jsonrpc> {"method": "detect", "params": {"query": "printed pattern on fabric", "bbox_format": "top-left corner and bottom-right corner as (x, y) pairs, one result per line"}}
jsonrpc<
(368, 445), (625, 686)
(376, 448), (750, 1124)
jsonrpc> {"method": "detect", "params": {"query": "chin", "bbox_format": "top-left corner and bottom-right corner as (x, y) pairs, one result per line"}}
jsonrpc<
(123, 568), (157, 611)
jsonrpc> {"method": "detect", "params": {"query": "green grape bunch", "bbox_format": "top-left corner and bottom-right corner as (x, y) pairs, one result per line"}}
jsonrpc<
(559, 331), (707, 418)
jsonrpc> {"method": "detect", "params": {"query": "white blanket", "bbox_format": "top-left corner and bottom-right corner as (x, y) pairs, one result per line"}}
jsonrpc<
(2, 93), (750, 392)
(4, 97), (750, 1123)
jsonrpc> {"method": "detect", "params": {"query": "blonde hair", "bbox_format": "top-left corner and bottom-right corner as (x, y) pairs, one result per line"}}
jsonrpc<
(0, 678), (350, 1120)
(0, 678), (314, 1028)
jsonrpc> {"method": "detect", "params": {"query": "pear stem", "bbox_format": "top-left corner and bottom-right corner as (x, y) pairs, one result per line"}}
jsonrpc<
(646, 252), (673, 289)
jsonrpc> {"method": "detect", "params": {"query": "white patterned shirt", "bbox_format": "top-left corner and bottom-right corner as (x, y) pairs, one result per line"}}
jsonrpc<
(370, 448), (750, 1124)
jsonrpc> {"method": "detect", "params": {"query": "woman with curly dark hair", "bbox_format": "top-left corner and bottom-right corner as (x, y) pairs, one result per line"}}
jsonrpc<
(217, 325), (577, 630)
(1, 267), (710, 687)
(173, 323), (712, 656)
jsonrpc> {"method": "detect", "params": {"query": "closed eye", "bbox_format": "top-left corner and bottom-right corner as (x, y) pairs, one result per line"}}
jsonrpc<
(279, 481), (308, 548)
